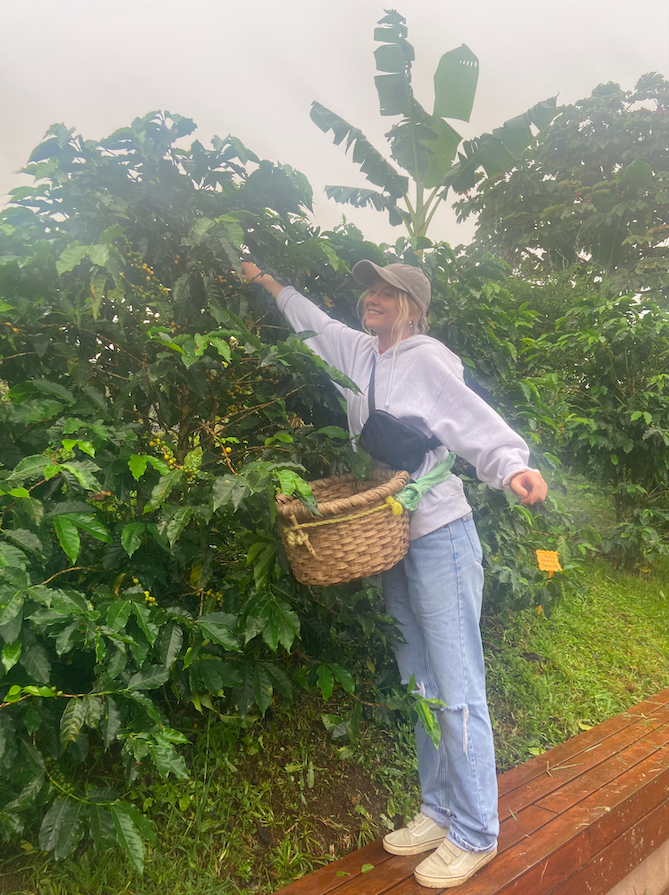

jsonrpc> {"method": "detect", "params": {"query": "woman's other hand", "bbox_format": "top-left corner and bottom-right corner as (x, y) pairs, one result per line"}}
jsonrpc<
(509, 469), (548, 505)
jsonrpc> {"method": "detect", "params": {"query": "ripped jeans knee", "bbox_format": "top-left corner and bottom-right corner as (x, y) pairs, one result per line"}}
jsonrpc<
(442, 703), (470, 754)
(410, 679), (470, 755)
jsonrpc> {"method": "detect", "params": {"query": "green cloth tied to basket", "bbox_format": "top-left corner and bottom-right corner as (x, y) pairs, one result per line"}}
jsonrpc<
(394, 453), (456, 511)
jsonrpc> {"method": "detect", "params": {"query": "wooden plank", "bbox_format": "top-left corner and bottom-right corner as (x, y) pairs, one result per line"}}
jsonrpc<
(585, 752), (669, 856)
(490, 746), (669, 895)
(500, 707), (669, 817)
(548, 796), (669, 895)
(536, 721), (669, 815)
(272, 840), (391, 895)
(319, 853), (418, 895)
(497, 687), (669, 798)
(373, 873), (446, 894)
(499, 805), (558, 852)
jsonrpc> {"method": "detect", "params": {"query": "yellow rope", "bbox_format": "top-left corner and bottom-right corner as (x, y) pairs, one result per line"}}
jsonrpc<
(284, 495), (403, 552)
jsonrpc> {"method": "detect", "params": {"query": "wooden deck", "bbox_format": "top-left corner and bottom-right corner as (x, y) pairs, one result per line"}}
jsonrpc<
(274, 687), (669, 895)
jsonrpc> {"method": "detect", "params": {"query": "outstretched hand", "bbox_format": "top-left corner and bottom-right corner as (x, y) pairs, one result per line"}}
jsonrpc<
(241, 261), (263, 283)
(509, 470), (548, 506)
(240, 261), (285, 298)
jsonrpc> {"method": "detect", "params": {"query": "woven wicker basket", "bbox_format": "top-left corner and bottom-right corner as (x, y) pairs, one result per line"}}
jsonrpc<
(276, 469), (411, 587)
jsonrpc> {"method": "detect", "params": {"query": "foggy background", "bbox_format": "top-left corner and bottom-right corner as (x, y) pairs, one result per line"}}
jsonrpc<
(2, 0), (667, 247)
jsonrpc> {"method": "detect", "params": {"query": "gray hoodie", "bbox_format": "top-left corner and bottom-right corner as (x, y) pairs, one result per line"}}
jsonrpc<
(276, 286), (532, 540)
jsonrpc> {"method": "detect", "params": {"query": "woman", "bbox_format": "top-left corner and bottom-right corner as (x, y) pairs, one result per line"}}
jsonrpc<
(241, 259), (547, 889)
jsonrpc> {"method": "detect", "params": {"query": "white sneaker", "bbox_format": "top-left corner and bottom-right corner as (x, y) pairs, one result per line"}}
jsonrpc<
(414, 838), (497, 888)
(382, 812), (449, 856)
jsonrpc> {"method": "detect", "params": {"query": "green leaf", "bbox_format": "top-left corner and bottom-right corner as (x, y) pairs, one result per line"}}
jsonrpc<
(99, 223), (125, 244)
(264, 662), (293, 702)
(127, 454), (169, 480)
(263, 595), (300, 653)
(188, 217), (214, 245)
(144, 469), (184, 512)
(195, 613), (238, 651)
(111, 804), (145, 874)
(55, 620), (79, 656)
(159, 622), (183, 668)
(322, 186), (406, 225)
(119, 801), (156, 844)
(620, 157), (653, 186)
(68, 513), (111, 543)
(60, 461), (102, 491)
(446, 96), (557, 192)
(89, 269), (107, 319)
(121, 522), (145, 557)
(54, 515), (80, 564)
(56, 244), (90, 276)
(423, 119), (463, 189)
(195, 656), (242, 692)
(60, 698), (86, 749)
(7, 455), (49, 484)
(106, 599), (133, 632)
(132, 602), (158, 646)
(414, 699), (441, 749)
(89, 804), (116, 852)
(0, 590), (24, 627)
(146, 456), (170, 475)
(4, 770), (45, 810)
(1, 639), (22, 673)
(5, 528), (44, 556)
(128, 455), (148, 480)
(193, 332), (232, 363)
(106, 647), (127, 683)
(213, 474), (250, 512)
(317, 663), (335, 701)
(127, 665), (170, 691)
(7, 487), (30, 498)
(165, 506), (193, 547)
(20, 644), (51, 684)
(0, 543), (29, 569)
(433, 44), (479, 122)
(103, 696), (122, 747)
(83, 695), (104, 728)
(253, 664), (273, 715)
(310, 102), (408, 198)
(149, 735), (189, 780)
(62, 438), (95, 457)
(328, 663), (356, 694)
(39, 798), (79, 854)
(56, 243), (109, 276)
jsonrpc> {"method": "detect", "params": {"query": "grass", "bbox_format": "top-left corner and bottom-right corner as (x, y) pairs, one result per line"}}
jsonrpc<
(484, 557), (669, 770)
(1, 557), (668, 894)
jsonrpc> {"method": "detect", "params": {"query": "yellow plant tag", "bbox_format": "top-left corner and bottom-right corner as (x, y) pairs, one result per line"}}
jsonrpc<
(536, 550), (562, 578)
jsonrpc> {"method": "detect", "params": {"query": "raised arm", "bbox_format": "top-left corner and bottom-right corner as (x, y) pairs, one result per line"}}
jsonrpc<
(241, 262), (370, 388)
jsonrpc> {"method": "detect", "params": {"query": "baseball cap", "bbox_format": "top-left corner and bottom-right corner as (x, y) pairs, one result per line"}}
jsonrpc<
(351, 261), (431, 318)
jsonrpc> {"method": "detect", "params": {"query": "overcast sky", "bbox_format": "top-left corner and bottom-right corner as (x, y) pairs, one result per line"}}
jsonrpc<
(2, 0), (667, 246)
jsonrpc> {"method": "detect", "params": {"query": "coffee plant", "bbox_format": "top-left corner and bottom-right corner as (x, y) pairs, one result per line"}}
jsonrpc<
(0, 112), (376, 871)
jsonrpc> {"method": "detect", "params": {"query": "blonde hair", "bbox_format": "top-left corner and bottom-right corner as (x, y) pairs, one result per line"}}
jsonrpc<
(357, 286), (429, 345)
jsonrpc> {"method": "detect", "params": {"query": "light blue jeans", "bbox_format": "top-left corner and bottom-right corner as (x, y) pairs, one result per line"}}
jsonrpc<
(382, 513), (499, 853)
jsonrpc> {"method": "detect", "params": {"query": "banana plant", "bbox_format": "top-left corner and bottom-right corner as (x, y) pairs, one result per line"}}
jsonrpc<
(311, 10), (557, 240)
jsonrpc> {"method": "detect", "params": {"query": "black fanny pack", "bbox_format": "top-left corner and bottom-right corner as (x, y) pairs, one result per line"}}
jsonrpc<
(358, 363), (441, 473)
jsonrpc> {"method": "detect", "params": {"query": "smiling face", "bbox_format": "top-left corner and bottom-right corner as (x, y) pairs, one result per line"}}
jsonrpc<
(364, 278), (403, 341)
